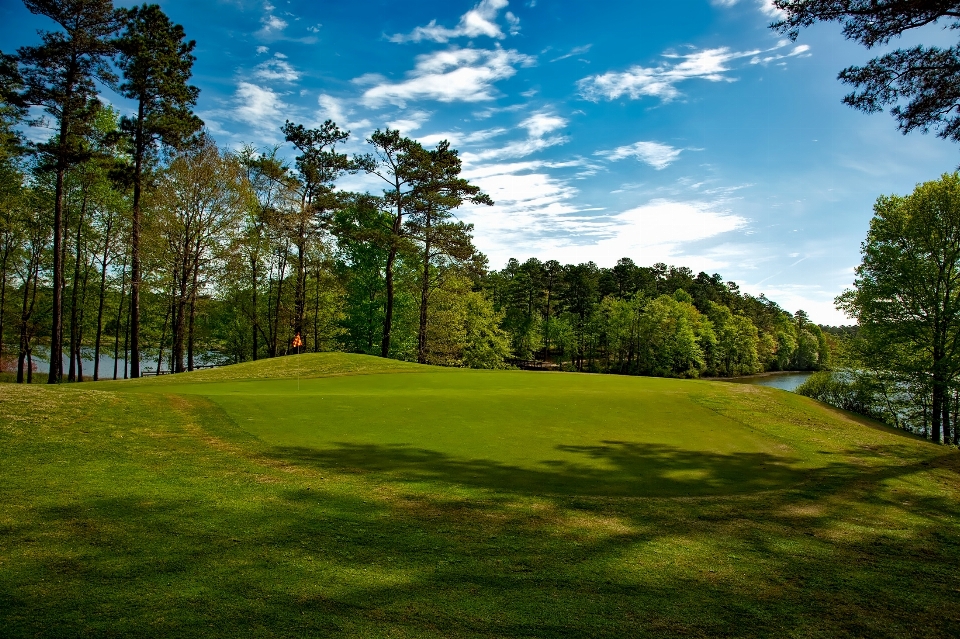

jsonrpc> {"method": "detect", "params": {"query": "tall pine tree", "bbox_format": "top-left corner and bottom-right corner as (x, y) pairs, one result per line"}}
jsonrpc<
(16, 0), (120, 383)
(116, 3), (201, 378)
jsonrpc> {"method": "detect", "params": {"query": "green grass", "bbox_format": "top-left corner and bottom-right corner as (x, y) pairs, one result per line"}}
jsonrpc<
(2, 353), (959, 637)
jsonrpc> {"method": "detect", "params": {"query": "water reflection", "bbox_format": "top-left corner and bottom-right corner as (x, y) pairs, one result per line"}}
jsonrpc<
(732, 372), (813, 392)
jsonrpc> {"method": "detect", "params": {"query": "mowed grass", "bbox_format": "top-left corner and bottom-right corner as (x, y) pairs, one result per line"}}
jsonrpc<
(1, 354), (959, 637)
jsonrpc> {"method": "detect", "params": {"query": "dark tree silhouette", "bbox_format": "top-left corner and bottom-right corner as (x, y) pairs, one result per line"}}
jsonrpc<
(773, 1), (960, 141)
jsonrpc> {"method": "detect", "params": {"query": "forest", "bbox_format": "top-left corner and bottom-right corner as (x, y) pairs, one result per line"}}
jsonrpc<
(0, 2), (833, 383)
(0, 107), (830, 381)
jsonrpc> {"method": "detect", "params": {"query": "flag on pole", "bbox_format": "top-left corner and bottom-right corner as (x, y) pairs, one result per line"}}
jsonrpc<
(292, 333), (303, 349)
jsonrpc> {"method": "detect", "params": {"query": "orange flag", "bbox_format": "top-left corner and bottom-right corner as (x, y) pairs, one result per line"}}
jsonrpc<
(292, 333), (303, 348)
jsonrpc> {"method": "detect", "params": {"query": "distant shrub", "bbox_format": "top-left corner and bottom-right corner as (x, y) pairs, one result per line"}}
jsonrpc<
(796, 371), (881, 416)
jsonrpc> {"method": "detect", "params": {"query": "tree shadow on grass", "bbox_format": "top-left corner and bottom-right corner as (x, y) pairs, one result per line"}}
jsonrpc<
(270, 440), (808, 498)
(6, 445), (959, 639)
(269, 441), (824, 497)
(5, 388), (960, 638)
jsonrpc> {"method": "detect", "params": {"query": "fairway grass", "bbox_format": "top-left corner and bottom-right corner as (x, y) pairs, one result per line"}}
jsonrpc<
(2, 353), (959, 637)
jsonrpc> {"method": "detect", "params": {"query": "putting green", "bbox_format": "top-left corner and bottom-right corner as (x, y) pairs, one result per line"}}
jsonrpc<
(135, 366), (813, 497)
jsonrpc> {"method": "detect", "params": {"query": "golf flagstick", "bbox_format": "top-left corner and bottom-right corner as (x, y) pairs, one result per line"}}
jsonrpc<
(293, 333), (303, 391)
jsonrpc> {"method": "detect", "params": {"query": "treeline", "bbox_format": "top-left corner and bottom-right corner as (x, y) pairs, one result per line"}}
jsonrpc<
(0, 107), (827, 380)
(488, 258), (829, 376)
(0, 0), (824, 383)
(0, 108), (507, 379)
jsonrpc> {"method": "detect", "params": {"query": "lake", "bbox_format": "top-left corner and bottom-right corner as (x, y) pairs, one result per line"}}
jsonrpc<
(729, 372), (813, 392)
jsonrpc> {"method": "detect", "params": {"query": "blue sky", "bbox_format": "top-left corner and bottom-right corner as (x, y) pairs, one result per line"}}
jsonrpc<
(4, 0), (959, 324)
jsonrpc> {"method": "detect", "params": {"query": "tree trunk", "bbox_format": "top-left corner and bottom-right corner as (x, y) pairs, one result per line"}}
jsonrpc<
(381, 244), (397, 358)
(113, 252), (127, 380)
(932, 377), (944, 444)
(944, 394), (952, 447)
(48, 163), (66, 384)
(93, 216), (113, 381)
(313, 264), (321, 352)
(0, 237), (11, 366)
(129, 100), (146, 379)
(68, 189), (88, 382)
(953, 391), (960, 446)
(17, 258), (33, 384)
(75, 252), (92, 382)
(173, 260), (188, 373)
(251, 255), (259, 361)
(123, 284), (131, 379)
(187, 244), (201, 371)
(417, 211), (432, 364)
(157, 293), (171, 376)
(270, 246), (288, 358)
(295, 236), (306, 344)
(187, 291), (197, 371)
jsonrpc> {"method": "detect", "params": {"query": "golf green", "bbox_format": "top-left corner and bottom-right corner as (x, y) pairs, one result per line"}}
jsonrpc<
(145, 370), (807, 497)
(3, 353), (958, 638)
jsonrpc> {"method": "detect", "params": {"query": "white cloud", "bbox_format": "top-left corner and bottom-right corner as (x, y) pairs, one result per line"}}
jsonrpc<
(456, 110), (567, 162)
(387, 110), (432, 134)
(600, 200), (746, 249)
(316, 94), (371, 130)
(520, 111), (566, 137)
(750, 44), (810, 65)
(416, 127), (508, 147)
(501, 200), (746, 270)
(578, 46), (763, 102)
(709, 0), (785, 17)
(741, 283), (850, 325)
(389, 0), (518, 43)
(253, 54), (299, 82)
(550, 44), (592, 63)
(458, 161), (590, 263)
(358, 47), (535, 107)
(461, 164), (749, 269)
(595, 140), (683, 170)
(759, 0), (785, 18)
(505, 11), (520, 35)
(463, 136), (566, 162)
(231, 82), (288, 129)
(256, 45), (269, 55)
(260, 14), (287, 33)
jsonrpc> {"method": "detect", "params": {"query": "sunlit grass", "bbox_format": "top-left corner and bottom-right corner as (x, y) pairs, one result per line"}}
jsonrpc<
(2, 353), (959, 637)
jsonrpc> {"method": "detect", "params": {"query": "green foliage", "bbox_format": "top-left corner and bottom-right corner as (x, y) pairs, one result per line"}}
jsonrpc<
(486, 258), (822, 380)
(796, 371), (883, 419)
(461, 290), (511, 369)
(838, 172), (960, 442)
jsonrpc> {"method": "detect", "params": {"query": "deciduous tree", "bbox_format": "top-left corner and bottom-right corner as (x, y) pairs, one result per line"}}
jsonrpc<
(838, 173), (960, 444)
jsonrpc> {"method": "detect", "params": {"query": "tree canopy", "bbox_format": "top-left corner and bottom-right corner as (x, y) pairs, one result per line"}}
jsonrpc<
(838, 172), (960, 443)
(773, 1), (960, 141)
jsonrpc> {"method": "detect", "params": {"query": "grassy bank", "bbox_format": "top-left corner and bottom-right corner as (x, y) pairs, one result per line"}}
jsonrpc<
(2, 353), (958, 637)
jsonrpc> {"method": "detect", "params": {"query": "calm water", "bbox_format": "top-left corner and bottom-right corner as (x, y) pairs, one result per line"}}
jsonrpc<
(739, 372), (813, 392)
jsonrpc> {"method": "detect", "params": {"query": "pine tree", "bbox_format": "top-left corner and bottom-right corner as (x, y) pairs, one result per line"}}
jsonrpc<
(115, 3), (201, 378)
(16, 0), (120, 383)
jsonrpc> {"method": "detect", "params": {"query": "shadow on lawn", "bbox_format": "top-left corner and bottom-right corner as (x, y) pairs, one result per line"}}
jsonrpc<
(269, 440), (809, 498)
(12, 444), (957, 638)
(5, 389), (960, 639)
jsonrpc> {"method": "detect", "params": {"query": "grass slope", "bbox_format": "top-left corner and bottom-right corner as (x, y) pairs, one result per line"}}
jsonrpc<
(2, 353), (959, 638)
